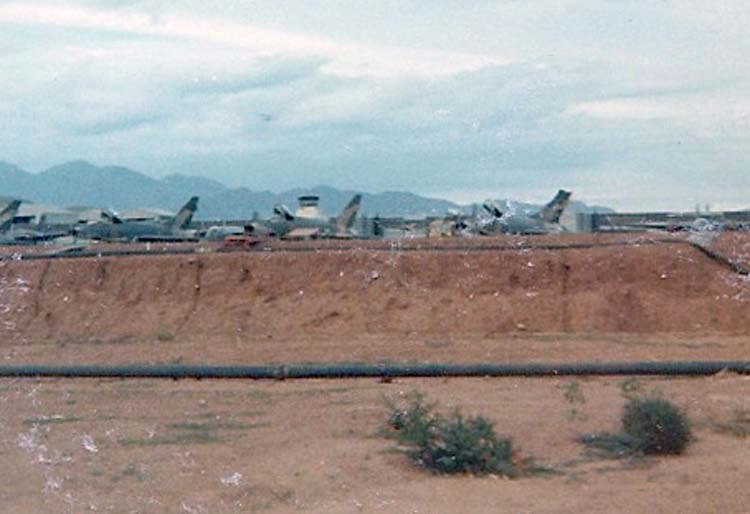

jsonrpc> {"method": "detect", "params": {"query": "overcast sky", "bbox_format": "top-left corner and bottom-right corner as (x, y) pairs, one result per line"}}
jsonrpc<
(2, 1), (749, 210)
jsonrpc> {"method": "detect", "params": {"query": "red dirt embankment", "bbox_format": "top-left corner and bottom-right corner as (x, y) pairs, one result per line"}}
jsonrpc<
(710, 232), (750, 268)
(1, 240), (749, 345)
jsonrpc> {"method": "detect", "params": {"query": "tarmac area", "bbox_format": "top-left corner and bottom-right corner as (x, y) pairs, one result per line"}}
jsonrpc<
(1, 232), (750, 512)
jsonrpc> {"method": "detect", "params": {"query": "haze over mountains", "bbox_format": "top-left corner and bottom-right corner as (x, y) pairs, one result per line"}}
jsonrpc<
(0, 160), (611, 220)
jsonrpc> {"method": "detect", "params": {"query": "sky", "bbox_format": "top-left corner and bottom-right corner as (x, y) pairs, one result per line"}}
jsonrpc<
(1, 1), (749, 210)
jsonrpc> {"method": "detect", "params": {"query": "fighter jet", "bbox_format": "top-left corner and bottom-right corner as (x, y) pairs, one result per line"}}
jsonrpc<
(0, 200), (20, 232)
(203, 225), (246, 241)
(459, 190), (572, 236)
(0, 199), (70, 244)
(246, 194), (362, 239)
(617, 215), (727, 233)
(73, 196), (199, 242)
(498, 190), (572, 234)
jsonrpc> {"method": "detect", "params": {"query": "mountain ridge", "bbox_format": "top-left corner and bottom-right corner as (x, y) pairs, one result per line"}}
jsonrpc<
(0, 160), (612, 219)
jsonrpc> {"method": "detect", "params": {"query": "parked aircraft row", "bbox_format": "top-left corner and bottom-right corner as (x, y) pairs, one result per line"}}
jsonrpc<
(73, 197), (199, 242)
(245, 194), (362, 238)
(455, 190), (572, 236)
(0, 193), (366, 244)
(202, 194), (363, 240)
(0, 189), (576, 244)
(0, 199), (69, 244)
(0, 197), (200, 244)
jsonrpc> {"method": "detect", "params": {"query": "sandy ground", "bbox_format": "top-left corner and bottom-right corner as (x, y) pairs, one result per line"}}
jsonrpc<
(1, 233), (750, 512)
(2, 375), (750, 513)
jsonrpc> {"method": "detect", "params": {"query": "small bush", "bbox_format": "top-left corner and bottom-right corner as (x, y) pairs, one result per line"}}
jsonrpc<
(412, 412), (516, 476)
(384, 391), (437, 448)
(622, 396), (691, 455)
(579, 393), (691, 459)
(384, 393), (518, 476)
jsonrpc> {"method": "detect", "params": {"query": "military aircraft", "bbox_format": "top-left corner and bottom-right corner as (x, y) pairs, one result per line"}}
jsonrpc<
(246, 194), (362, 238)
(73, 196), (199, 242)
(612, 215), (728, 233)
(0, 199), (71, 244)
(458, 190), (572, 235)
(203, 225), (246, 241)
(0, 199), (21, 232)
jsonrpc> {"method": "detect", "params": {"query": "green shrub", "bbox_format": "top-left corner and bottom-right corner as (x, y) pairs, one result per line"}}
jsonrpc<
(384, 391), (437, 448)
(384, 393), (517, 476)
(622, 396), (691, 455)
(412, 412), (516, 475)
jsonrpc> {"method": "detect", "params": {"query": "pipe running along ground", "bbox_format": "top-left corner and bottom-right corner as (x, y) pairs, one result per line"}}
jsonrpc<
(0, 361), (748, 379)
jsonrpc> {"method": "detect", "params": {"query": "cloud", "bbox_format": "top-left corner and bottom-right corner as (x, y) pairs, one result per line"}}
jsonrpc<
(0, 3), (507, 78)
(67, 114), (165, 136)
(180, 57), (328, 96)
(564, 88), (750, 141)
(1, 1), (750, 210)
(564, 99), (678, 121)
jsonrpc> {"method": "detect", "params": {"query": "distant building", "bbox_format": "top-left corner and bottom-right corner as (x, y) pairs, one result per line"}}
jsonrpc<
(294, 195), (326, 220)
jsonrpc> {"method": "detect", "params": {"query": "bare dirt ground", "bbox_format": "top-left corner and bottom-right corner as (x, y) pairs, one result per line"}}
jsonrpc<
(2, 235), (750, 351)
(3, 375), (750, 513)
(1, 233), (750, 512)
(710, 231), (750, 268)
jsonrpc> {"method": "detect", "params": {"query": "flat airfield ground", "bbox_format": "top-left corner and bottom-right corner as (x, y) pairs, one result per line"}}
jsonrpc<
(1, 233), (750, 513)
(3, 375), (750, 513)
(5, 332), (750, 367)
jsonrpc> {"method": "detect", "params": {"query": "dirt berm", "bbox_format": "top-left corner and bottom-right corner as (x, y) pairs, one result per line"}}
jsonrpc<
(1, 239), (749, 345)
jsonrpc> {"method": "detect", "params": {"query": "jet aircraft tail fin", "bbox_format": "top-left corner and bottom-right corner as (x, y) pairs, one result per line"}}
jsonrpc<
(102, 208), (124, 224)
(273, 204), (295, 221)
(482, 201), (503, 218)
(0, 199), (21, 232)
(172, 196), (199, 229)
(534, 190), (572, 223)
(335, 194), (362, 233)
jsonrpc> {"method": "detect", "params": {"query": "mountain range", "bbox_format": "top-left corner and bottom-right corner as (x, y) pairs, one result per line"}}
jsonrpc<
(0, 160), (612, 220)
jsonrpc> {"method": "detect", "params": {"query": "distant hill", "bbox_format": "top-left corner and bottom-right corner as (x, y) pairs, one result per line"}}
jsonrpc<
(0, 160), (612, 220)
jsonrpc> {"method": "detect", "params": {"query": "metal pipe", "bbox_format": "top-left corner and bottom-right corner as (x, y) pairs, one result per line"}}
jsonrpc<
(0, 361), (748, 379)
